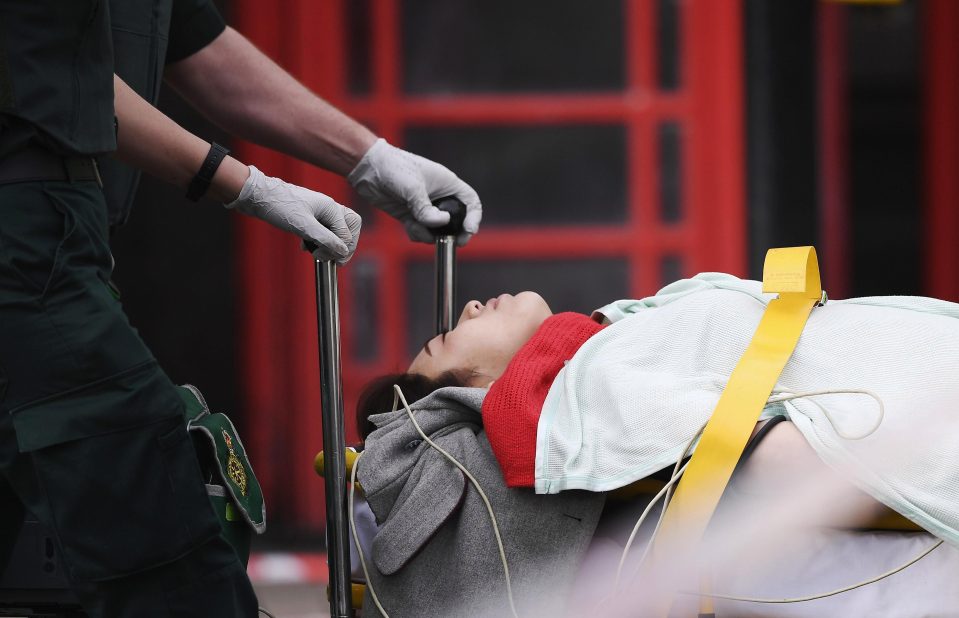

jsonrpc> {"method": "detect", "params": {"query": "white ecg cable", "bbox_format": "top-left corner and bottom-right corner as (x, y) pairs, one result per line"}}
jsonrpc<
(348, 385), (520, 618)
(616, 386), (885, 595)
(591, 426), (700, 615)
(349, 450), (389, 617)
(767, 388), (885, 440)
(677, 539), (944, 604)
(353, 384), (922, 612)
(613, 422), (705, 592)
(606, 387), (940, 606)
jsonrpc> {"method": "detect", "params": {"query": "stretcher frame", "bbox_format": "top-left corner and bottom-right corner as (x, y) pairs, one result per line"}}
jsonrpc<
(312, 244), (931, 618)
(313, 202), (464, 618)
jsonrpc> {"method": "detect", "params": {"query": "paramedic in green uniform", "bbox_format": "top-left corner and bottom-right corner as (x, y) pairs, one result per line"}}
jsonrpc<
(0, 1), (483, 616)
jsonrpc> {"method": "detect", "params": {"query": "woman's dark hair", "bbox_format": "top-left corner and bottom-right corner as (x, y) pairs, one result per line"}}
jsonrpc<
(355, 371), (471, 442)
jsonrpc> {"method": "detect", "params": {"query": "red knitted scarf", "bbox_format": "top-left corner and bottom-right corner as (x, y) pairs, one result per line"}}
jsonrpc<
(482, 312), (606, 487)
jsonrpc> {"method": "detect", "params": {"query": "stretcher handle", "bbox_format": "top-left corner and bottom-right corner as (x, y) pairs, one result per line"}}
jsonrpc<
(433, 197), (466, 334)
(309, 255), (353, 618)
(431, 196), (467, 236)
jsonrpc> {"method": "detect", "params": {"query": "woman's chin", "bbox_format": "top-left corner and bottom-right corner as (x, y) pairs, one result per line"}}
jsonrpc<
(515, 291), (553, 318)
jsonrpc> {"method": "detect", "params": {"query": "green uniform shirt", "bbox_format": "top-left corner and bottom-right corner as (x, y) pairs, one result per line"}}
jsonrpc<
(101, 0), (225, 227)
(0, 0), (116, 156)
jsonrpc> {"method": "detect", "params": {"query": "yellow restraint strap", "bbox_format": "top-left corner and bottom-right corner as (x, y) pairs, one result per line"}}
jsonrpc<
(645, 246), (823, 616)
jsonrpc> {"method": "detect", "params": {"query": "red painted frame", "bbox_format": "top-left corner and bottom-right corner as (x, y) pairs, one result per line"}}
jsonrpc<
(923, 0), (959, 302)
(233, 0), (745, 528)
(817, 2), (851, 299)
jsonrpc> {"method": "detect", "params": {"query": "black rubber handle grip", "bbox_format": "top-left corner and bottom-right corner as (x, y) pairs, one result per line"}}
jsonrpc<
(304, 196), (466, 252)
(432, 197), (467, 236)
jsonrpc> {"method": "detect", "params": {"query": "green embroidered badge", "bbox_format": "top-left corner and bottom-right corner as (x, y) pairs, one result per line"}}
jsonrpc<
(222, 430), (248, 496)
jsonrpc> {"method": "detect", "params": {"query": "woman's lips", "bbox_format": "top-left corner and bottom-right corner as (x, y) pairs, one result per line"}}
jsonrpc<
(486, 294), (512, 310)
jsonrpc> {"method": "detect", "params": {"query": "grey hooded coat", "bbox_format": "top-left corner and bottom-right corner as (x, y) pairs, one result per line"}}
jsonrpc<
(357, 387), (605, 617)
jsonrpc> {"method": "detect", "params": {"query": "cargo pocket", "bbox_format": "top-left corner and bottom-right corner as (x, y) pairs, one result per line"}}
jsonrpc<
(10, 362), (221, 582)
(0, 183), (77, 299)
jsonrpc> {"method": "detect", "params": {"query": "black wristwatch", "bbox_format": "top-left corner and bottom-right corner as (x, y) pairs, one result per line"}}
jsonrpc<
(186, 142), (230, 202)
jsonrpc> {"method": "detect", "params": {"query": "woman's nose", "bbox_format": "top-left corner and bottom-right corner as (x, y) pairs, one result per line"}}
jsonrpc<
(458, 300), (482, 325)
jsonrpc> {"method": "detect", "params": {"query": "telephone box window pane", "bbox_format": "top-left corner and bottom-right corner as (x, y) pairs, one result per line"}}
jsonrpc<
(350, 257), (379, 362)
(346, 0), (372, 95)
(401, 0), (625, 93)
(658, 122), (683, 223)
(404, 125), (627, 225)
(657, 0), (682, 91)
(660, 255), (684, 287)
(348, 187), (377, 230)
(405, 258), (628, 358)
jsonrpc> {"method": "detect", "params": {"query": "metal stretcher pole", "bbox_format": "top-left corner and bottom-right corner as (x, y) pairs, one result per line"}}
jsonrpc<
(310, 196), (464, 617)
(433, 198), (468, 334)
(313, 258), (352, 618)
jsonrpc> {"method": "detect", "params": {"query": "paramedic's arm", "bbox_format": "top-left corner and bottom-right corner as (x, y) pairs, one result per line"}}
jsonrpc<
(113, 75), (248, 202)
(163, 27), (482, 244)
(111, 75), (360, 262)
(165, 26), (374, 176)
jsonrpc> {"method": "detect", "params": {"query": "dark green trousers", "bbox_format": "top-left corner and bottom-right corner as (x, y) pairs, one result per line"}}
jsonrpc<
(0, 180), (258, 617)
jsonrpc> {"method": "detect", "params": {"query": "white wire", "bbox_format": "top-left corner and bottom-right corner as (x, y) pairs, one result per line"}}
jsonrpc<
(612, 421), (706, 592)
(609, 462), (690, 594)
(610, 388), (893, 606)
(393, 385), (520, 618)
(670, 385), (940, 606)
(349, 386), (520, 618)
(592, 456), (694, 613)
(633, 421), (706, 573)
(635, 387), (884, 580)
(679, 539), (943, 604)
(354, 385), (895, 614)
(349, 450), (390, 618)
(768, 388), (885, 440)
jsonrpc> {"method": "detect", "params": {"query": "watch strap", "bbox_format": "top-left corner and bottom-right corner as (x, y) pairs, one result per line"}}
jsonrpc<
(186, 142), (230, 202)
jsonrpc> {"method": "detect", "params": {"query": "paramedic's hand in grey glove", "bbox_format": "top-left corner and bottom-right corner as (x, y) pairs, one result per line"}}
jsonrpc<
(347, 138), (482, 246)
(226, 166), (362, 264)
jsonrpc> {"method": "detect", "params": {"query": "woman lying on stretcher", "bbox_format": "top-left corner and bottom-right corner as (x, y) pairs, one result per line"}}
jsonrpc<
(351, 274), (959, 618)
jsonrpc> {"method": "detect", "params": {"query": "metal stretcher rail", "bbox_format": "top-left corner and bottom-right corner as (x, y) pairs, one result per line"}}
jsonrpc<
(312, 199), (466, 617)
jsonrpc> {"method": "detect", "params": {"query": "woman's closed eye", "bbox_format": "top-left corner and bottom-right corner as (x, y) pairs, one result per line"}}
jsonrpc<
(421, 332), (448, 357)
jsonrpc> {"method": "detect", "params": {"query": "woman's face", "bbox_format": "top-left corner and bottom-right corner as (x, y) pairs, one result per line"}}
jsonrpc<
(409, 291), (553, 386)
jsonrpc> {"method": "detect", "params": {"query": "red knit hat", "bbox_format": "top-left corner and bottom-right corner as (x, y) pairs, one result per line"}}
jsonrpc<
(482, 312), (606, 487)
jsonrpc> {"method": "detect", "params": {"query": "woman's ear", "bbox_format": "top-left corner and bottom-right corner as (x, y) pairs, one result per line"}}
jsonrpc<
(464, 369), (493, 389)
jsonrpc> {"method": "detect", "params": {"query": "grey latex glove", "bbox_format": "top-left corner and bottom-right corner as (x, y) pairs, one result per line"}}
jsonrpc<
(226, 166), (362, 264)
(347, 138), (482, 246)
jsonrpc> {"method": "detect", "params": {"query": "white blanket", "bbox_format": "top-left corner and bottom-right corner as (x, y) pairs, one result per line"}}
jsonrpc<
(535, 274), (959, 547)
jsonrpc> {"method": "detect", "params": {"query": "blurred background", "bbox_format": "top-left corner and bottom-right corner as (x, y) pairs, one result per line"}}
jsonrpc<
(110, 0), (958, 559)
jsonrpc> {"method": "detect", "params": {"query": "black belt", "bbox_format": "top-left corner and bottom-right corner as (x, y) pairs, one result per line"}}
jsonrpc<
(0, 145), (103, 187)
